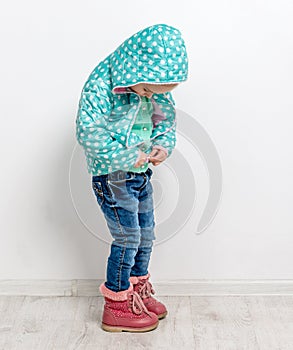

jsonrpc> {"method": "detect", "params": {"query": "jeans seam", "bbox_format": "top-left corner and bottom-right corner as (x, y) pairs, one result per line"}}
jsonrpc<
(111, 203), (127, 291)
(117, 243), (127, 291)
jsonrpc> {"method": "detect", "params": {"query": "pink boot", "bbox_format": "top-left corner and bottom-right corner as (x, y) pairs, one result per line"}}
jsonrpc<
(129, 273), (168, 320)
(99, 282), (159, 332)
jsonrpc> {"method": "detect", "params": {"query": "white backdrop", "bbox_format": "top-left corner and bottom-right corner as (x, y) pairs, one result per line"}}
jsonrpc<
(0, 0), (292, 280)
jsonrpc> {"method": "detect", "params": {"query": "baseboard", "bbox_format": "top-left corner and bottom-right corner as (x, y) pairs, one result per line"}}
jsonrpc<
(1, 279), (293, 296)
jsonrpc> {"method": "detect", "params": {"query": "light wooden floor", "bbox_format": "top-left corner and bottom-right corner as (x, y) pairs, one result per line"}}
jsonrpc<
(0, 295), (293, 349)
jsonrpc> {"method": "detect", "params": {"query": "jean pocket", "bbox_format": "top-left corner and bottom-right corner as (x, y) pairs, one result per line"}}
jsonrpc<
(92, 180), (105, 206)
(108, 170), (136, 183)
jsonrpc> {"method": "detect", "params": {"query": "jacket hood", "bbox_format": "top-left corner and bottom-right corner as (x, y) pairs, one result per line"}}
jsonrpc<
(109, 23), (188, 93)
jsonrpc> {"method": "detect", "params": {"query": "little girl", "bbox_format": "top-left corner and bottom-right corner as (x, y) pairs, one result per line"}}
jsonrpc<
(76, 23), (188, 332)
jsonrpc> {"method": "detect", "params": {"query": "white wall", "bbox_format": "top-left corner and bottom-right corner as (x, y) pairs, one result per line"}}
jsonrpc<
(0, 0), (292, 280)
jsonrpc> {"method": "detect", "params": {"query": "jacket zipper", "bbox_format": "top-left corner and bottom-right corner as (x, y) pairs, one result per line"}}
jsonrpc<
(112, 85), (176, 149)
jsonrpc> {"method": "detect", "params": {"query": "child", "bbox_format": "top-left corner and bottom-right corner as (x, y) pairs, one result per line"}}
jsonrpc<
(76, 23), (188, 332)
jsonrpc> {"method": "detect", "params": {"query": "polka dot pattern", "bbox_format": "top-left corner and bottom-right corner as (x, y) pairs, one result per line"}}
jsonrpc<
(76, 24), (188, 175)
(109, 23), (188, 89)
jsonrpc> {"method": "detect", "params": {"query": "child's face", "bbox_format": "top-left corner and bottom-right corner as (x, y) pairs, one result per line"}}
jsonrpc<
(129, 83), (179, 98)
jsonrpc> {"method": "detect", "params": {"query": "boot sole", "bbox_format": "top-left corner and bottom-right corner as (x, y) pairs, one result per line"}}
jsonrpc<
(158, 311), (168, 320)
(101, 320), (159, 333)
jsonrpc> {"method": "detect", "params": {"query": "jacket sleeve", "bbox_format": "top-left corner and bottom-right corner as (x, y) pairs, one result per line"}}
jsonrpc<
(76, 86), (140, 170)
(151, 92), (177, 158)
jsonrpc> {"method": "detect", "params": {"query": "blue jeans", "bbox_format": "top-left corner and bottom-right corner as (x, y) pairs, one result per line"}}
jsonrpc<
(92, 167), (156, 292)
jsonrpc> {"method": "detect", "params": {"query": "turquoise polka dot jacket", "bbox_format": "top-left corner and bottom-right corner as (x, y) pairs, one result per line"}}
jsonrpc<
(75, 23), (189, 175)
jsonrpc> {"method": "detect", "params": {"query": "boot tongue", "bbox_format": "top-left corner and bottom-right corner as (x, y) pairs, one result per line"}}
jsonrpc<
(138, 279), (155, 298)
(128, 291), (151, 316)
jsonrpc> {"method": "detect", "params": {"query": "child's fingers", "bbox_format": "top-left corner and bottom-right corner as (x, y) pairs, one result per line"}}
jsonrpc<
(148, 148), (159, 158)
(134, 149), (166, 167)
(149, 149), (167, 162)
(134, 154), (150, 167)
(152, 160), (161, 166)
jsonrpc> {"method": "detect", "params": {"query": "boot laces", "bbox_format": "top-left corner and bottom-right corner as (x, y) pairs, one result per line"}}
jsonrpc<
(127, 290), (151, 316)
(137, 279), (155, 299)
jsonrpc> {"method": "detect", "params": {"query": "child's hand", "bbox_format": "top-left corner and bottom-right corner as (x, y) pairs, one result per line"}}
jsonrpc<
(148, 147), (168, 166)
(134, 147), (168, 168)
(134, 150), (149, 168)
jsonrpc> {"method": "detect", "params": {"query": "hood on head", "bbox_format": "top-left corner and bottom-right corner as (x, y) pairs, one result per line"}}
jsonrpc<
(110, 23), (189, 93)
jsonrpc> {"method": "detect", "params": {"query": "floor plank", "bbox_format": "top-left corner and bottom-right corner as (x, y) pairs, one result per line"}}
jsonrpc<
(0, 296), (293, 349)
(190, 296), (293, 350)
